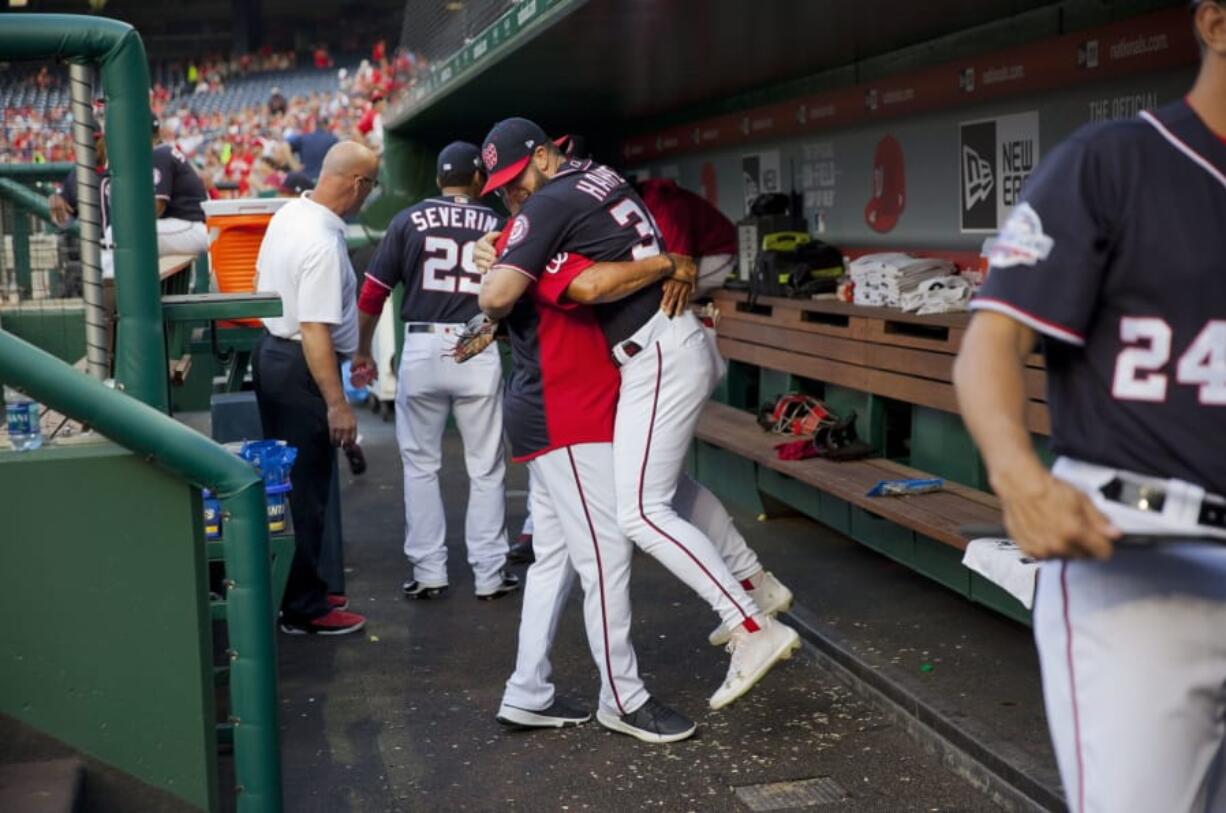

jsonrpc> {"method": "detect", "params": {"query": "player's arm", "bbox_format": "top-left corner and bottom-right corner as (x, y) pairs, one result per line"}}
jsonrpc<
(479, 266), (532, 320)
(153, 149), (172, 218)
(300, 322), (356, 448)
(565, 254), (672, 304)
(296, 244), (357, 446)
(352, 221), (412, 383)
(953, 312), (1119, 560)
(49, 173), (77, 226)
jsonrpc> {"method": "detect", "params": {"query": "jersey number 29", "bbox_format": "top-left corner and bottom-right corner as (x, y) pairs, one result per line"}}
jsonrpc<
(422, 236), (482, 295)
(1112, 317), (1226, 404)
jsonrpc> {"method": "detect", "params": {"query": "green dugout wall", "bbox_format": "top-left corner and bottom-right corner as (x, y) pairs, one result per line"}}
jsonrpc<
(0, 445), (218, 810)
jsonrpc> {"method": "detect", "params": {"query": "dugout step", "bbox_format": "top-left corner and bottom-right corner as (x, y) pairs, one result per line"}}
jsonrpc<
(0, 758), (82, 813)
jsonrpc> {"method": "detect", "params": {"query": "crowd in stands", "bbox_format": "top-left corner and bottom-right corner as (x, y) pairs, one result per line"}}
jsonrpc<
(0, 38), (427, 198)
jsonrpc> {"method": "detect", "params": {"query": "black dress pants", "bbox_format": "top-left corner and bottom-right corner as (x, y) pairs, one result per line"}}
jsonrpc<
(252, 332), (336, 623)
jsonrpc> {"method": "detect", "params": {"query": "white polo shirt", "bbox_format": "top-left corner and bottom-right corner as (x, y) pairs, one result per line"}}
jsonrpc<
(254, 195), (358, 355)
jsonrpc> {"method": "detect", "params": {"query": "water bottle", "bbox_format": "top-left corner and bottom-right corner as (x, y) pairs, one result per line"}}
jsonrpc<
(4, 386), (43, 452)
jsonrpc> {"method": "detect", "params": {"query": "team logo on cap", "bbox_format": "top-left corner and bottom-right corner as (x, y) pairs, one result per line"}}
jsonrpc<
(507, 215), (529, 247)
(482, 143), (498, 170)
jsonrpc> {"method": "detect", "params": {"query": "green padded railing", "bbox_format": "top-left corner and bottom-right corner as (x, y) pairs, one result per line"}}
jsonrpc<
(0, 162), (75, 182)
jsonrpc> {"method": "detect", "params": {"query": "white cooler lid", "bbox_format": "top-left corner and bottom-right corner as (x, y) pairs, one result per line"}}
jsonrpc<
(201, 197), (291, 217)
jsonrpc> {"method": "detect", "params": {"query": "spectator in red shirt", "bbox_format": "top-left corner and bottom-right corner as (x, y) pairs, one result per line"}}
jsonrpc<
(635, 178), (738, 297)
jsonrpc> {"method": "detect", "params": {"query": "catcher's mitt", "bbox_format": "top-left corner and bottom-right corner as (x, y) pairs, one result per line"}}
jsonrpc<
(448, 313), (499, 363)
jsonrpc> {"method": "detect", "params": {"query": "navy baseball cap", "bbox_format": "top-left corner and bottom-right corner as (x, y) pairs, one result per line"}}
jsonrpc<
(436, 141), (482, 178)
(480, 117), (569, 196)
(280, 171), (315, 195)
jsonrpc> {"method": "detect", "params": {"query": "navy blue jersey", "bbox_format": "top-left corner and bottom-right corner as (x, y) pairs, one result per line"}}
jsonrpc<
(494, 159), (665, 346)
(152, 144), (206, 222)
(973, 100), (1226, 494)
(61, 168), (111, 236)
(364, 196), (503, 324)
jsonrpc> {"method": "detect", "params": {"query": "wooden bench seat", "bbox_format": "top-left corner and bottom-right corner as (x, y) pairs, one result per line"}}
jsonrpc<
(696, 401), (1000, 550)
(711, 290), (1050, 436)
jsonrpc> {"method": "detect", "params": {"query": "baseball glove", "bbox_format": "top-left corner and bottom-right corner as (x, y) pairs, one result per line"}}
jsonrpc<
(448, 313), (499, 363)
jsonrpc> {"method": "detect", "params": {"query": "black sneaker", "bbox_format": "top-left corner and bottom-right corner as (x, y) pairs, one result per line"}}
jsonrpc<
(507, 533), (535, 565)
(402, 580), (449, 600)
(496, 698), (591, 730)
(476, 569), (521, 601)
(596, 697), (696, 744)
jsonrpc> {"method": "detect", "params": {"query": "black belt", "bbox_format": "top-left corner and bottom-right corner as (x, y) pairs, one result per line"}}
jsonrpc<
(407, 323), (459, 334)
(1099, 477), (1226, 530)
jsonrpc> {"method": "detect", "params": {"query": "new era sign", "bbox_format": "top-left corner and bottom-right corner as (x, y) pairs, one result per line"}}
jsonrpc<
(959, 112), (1040, 233)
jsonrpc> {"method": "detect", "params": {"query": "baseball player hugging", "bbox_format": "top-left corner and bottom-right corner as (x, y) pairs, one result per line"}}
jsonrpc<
(473, 118), (800, 742)
(353, 141), (518, 602)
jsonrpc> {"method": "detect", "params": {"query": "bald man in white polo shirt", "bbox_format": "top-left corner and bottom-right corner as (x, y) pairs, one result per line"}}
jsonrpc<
(253, 141), (378, 636)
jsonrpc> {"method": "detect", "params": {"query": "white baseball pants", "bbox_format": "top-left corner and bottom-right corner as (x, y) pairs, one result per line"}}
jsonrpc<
(396, 326), (508, 593)
(614, 311), (760, 631)
(502, 443), (649, 717)
(517, 471), (763, 579)
(156, 218), (209, 256)
(1033, 458), (1226, 813)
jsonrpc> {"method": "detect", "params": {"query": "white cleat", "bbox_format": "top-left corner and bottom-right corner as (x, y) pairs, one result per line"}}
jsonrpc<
(708, 571), (794, 646)
(709, 616), (801, 710)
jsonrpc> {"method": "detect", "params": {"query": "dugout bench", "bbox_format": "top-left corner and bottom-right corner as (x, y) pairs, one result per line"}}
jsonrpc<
(693, 289), (1053, 625)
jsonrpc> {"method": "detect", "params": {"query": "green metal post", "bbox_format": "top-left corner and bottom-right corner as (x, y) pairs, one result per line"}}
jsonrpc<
(11, 209), (31, 299)
(0, 15), (167, 411)
(0, 330), (283, 812)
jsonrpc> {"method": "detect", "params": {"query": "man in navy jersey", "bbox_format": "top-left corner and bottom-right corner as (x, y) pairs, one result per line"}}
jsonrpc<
(353, 142), (518, 601)
(478, 118), (798, 731)
(953, 3), (1226, 808)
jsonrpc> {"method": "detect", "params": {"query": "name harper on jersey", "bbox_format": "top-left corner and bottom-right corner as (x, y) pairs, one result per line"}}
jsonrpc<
(409, 204), (500, 234)
(574, 164), (628, 203)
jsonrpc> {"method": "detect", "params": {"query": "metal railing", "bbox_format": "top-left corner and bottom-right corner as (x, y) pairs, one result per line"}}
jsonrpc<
(0, 328), (282, 812)
(0, 14), (283, 811)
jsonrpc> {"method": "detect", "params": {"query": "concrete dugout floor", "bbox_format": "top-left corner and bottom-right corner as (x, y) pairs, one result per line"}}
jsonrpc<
(273, 406), (1048, 812)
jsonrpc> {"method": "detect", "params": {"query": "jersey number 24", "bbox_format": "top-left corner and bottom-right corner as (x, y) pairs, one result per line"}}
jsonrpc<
(422, 236), (482, 295)
(1112, 317), (1226, 404)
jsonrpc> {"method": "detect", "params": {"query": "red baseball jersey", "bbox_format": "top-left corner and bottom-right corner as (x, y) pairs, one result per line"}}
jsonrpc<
(636, 178), (737, 257)
(495, 229), (619, 462)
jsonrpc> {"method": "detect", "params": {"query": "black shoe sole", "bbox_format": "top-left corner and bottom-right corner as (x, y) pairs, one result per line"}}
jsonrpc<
(495, 715), (588, 731)
(496, 703), (591, 730)
(403, 586), (449, 600)
(475, 583), (521, 601)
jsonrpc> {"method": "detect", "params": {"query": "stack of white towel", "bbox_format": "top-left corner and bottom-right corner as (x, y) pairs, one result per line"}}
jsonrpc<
(847, 253), (958, 308)
(899, 275), (973, 315)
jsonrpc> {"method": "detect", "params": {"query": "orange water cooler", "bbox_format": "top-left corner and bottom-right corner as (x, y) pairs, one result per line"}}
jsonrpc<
(201, 198), (290, 327)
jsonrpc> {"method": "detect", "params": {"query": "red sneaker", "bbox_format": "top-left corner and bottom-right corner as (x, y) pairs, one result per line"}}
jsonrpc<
(327, 594), (349, 611)
(280, 609), (366, 636)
